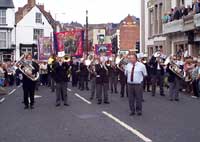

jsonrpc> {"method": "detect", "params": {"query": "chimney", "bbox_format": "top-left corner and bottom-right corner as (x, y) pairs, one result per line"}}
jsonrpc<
(28, 0), (36, 7)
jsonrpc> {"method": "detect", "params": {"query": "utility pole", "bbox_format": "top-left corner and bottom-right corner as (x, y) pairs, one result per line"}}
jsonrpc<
(86, 10), (89, 56)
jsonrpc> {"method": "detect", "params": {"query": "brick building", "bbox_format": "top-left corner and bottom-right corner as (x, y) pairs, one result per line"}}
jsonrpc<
(119, 15), (140, 54)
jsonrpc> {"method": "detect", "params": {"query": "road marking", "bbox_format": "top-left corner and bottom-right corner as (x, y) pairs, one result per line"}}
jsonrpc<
(0, 97), (5, 103)
(34, 95), (42, 98)
(67, 88), (72, 92)
(102, 111), (152, 142)
(8, 89), (16, 96)
(17, 85), (22, 88)
(74, 93), (92, 104)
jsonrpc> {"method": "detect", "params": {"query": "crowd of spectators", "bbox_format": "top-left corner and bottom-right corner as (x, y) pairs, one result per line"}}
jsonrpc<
(162, 0), (200, 23)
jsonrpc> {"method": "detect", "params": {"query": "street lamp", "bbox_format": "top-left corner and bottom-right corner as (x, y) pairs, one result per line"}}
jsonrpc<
(86, 10), (89, 56)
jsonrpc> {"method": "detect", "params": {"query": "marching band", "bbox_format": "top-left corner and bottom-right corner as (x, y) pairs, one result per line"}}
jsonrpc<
(1, 49), (199, 115)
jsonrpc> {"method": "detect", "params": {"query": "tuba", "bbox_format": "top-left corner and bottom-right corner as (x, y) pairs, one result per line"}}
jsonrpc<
(15, 54), (40, 81)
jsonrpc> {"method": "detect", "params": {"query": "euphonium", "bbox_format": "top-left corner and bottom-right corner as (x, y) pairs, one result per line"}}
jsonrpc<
(15, 54), (39, 81)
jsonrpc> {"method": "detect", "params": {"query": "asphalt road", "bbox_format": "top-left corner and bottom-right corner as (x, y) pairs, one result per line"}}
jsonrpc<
(0, 83), (200, 142)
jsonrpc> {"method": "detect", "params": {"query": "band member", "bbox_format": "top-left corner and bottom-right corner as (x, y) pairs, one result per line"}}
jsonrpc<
(47, 55), (56, 92)
(53, 55), (70, 107)
(118, 64), (128, 97)
(125, 53), (147, 116)
(95, 57), (110, 104)
(108, 62), (119, 94)
(141, 55), (151, 92)
(71, 59), (79, 87)
(88, 61), (97, 100)
(79, 60), (89, 91)
(149, 52), (165, 96)
(22, 54), (39, 109)
(166, 56), (181, 101)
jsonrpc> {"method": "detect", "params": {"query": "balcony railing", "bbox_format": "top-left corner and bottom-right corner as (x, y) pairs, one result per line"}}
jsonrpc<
(163, 13), (200, 34)
(194, 13), (200, 27)
(163, 19), (183, 34)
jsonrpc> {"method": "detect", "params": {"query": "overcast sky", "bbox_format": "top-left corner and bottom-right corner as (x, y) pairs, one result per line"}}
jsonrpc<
(14, 0), (141, 24)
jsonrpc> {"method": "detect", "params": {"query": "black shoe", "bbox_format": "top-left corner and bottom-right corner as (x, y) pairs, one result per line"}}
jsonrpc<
(89, 97), (93, 100)
(86, 88), (89, 91)
(64, 104), (70, 106)
(30, 105), (34, 109)
(137, 112), (142, 116)
(160, 94), (165, 96)
(104, 101), (110, 104)
(142, 99), (145, 102)
(129, 112), (135, 116)
(147, 90), (151, 92)
(115, 91), (118, 94)
(56, 104), (61, 107)
(97, 101), (102, 105)
(51, 90), (55, 92)
(170, 99), (173, 101)
(24, 106), (29, 109)
(175, 99), (179, 102)
(120, 95), (124, 98)
(152, 94), (155, 96)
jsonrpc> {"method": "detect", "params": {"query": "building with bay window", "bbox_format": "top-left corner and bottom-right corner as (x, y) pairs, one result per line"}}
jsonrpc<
(0, 0), (15, 61)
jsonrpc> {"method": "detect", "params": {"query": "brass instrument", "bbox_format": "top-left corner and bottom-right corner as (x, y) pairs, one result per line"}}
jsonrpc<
(165, 56), (192, 82)
(115, 56), (129, 72)
(15, 54), (39, 81)
(64, 55), (71, 62)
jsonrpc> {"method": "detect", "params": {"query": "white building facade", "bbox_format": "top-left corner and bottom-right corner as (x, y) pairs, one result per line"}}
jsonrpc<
(15, 0), (54, 60)
(0, 0), (15, 61)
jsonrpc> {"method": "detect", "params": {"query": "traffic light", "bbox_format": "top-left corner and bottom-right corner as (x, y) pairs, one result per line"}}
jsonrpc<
(112, 36), (118, 54)
(135, 41), (140, 53)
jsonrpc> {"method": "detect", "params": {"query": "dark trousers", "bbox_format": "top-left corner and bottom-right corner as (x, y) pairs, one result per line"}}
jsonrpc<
(8, 75), (14, 86)
(169, 77), (180, 100)
(127, 84), (143, 113)
(41, 74), (48, 85)
(151, 72), (164, 95)
(143, 76), (151, 91)
(96, 83), (109, 102)
(80, 77), (89, 90)
(110, 77), (118, 93)
(23, 84), (35, 107)
(72, 74), (78, 87)
(90, 78), (96, 99)
(50, 77), (55, 92)
(56, 82), (68, 105)
(120, 82), (128, 97)
(193, 79), (199, 97)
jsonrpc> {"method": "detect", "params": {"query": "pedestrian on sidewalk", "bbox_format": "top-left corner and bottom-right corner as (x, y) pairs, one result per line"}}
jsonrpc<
(125, 52), (147, 116)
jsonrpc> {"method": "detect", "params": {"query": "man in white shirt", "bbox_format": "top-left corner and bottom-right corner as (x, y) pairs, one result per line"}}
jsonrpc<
(125, 53), (147, 116)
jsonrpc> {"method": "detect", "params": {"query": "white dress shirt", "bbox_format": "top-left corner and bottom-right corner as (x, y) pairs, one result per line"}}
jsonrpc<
(125, 62), (147, 84)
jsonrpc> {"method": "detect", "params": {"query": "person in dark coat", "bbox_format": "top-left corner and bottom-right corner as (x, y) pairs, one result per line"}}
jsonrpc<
(95, 59), (110, 104)
(118, 64), (128, 97)
(149, 55), (165, 96)
(108, 63), (119, 94)
(53, 56), (70, 107)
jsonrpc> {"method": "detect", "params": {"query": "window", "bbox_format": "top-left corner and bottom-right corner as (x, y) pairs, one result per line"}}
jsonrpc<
(35, 12), (42, 23)
(33, 29), (44, 40)
(0, 32), (6, 48)
(0, 10), (6, 25)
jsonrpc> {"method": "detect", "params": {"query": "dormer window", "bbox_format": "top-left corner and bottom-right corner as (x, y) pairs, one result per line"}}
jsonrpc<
(0, 10), (6, 25)
(35, 12), (42, 23)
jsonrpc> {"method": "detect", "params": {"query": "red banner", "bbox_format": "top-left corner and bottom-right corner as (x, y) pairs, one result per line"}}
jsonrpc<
(54, 30), (83, 57)
(95, 44), (112, 56)
(38, 37), (53, 61)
